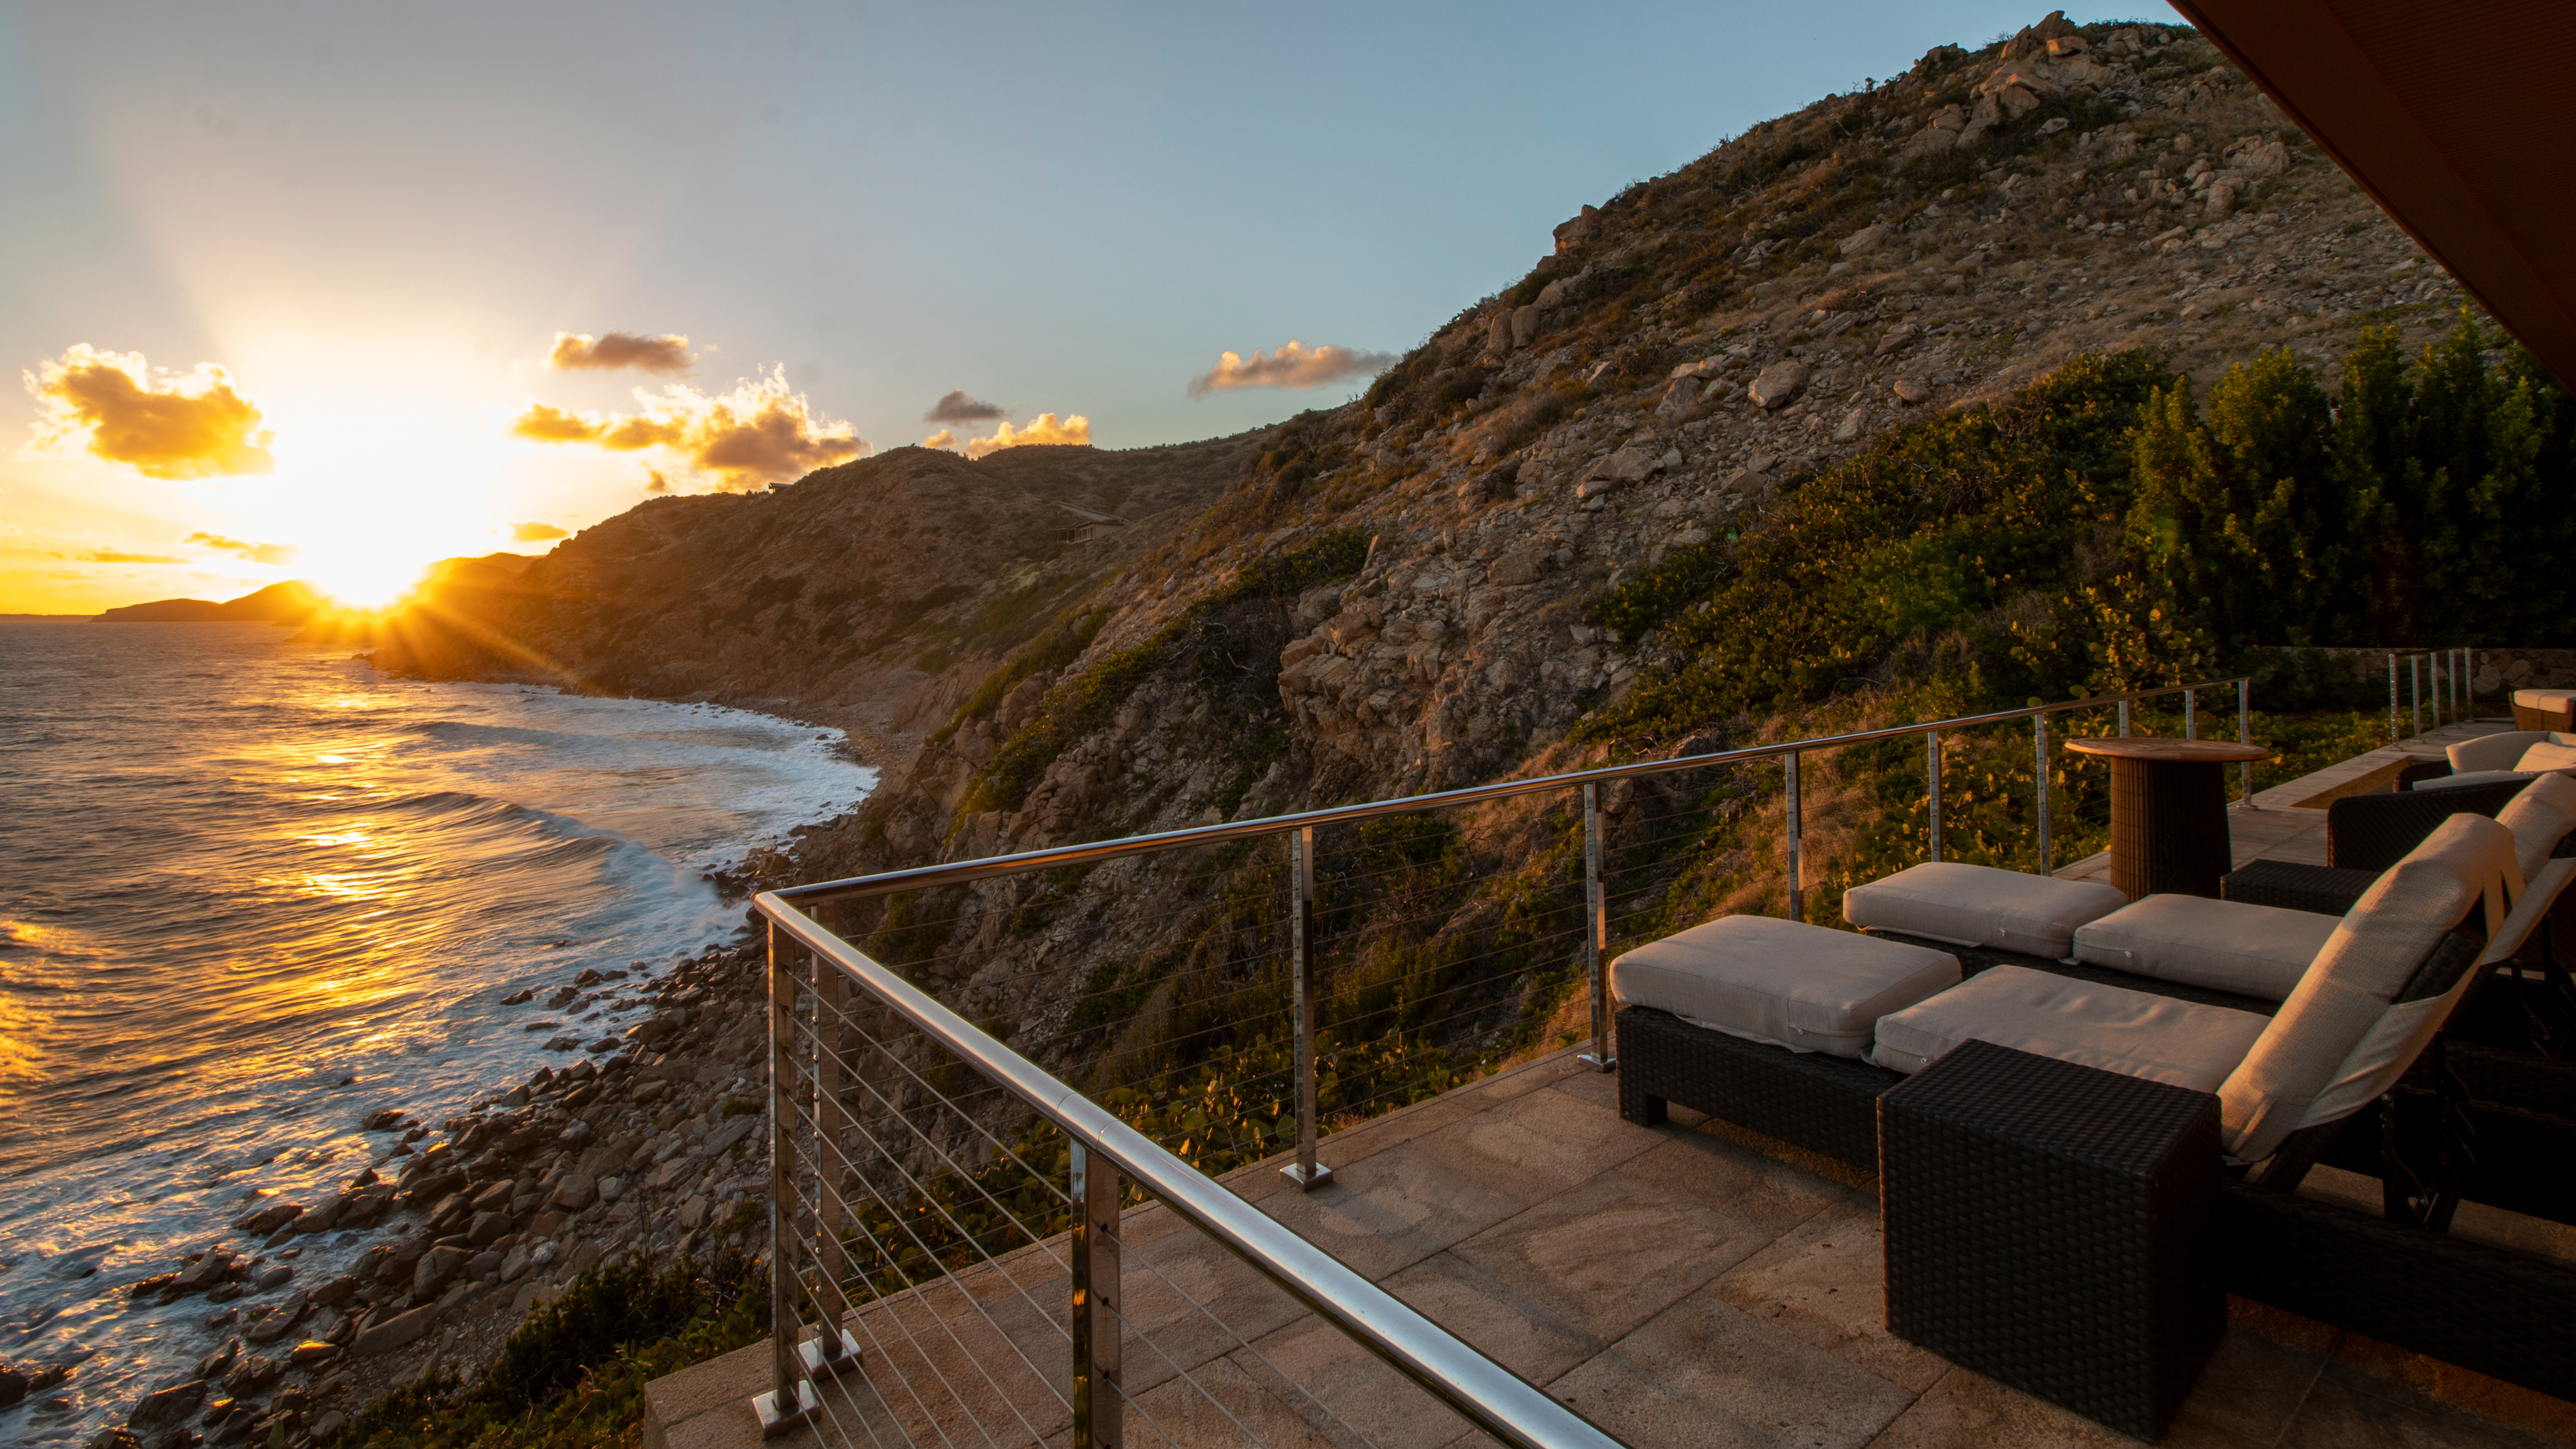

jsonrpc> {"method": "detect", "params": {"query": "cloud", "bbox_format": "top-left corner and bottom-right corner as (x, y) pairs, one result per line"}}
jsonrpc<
(186, 531), (300, 565)
(79, 549), (185, 564)
(508, 366), (865, 489)
(547, 331), (695, 374)
(923, 389), (1006, 423)
(24, 345), (276, 478)
(511, 521), (570, 542)
(643, 468), (673, 494)
(924, 413), (1093, 460)
(1186, 340), (1394, 398)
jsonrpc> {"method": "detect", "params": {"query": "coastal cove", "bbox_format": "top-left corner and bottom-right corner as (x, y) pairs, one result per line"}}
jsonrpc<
(0, 622), (873, 1448)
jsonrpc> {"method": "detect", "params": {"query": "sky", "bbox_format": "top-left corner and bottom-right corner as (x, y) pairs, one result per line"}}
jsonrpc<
(0, 0), (2168, 614)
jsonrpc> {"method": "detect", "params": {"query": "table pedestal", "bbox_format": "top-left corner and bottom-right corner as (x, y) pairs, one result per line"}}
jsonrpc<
(2107, 757), (2233, 899)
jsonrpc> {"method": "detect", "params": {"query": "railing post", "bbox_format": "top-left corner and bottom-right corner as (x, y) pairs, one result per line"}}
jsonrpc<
(2118, 697), (2130, 737)
(2238, 678), (2254, 808)
(1282, 826), (1331, 1189)
(2389, 653), (2400, 743)
(1925, 730), (1943, 863)
(1784, 752), (1802, 923)
(2184, 687), (2196, 740)
(2034, 714), (2052, 873)
(1071, 1143), (1123, 1449)
(752, 922), (818, 1436)
(1579, 782), (1613, 1072)
(814, 935), (847, 1313)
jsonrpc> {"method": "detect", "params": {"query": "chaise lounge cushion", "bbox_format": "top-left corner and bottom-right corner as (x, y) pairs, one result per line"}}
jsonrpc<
(2218, 813), (2516, 1162)
(2512, 689), (2576, 714)
(2496, 772), (2576, 883)
(1869, 965), (2270, 1091)
(1843, 862), (2127, 957)
(2445, 730), (2576, 775)
(2070, 895), (2340, 1001)
(1608, 916), (1960, 1058)
(2417, 769), (2539, 792)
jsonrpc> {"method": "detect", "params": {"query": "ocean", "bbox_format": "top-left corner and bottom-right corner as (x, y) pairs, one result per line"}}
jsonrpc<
(0, 621), (874, 1445)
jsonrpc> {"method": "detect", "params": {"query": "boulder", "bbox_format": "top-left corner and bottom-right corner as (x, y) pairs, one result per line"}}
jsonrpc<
(352, 1306), (434, 1359)
(1747, 360), (1809, 409)
(1588, 443), (1667, 483)
(1509, 304), (1541, 349)
(1893, 378), (1932, 404)
(413, 1246), (469, 1299)
(1875, 324), (1918, 356)
(1835, 408), (1868, 442)
(362, 1109), (405, 1131)
(289, 1340), (341, 1367)
(465, 1250), (505, 1282)
(231, 1203), (302, 1235)
(173, 1252), (232, 1294)
(251, 1263), (292, 1292)
(126, 1381), (203, 1430)
(1655, 377), (1702, 416)
(1552, 205), (1599, 253)
(1838, 222), (1892, 257)
(309, 1274), (360, 1309)
(1485, 312), (1513, 357)
(468, 1211), (511, 1246)
(552, 1174), (599, 1211)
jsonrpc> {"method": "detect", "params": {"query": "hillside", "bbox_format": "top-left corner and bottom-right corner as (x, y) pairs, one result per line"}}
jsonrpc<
(91, 579), (321, 623)
(374, 11), (2569, 1094)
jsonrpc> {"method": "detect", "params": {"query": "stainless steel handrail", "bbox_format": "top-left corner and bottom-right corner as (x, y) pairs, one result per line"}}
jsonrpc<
(777, 675), (2256, 905)
(755, 891), (1628, 1449)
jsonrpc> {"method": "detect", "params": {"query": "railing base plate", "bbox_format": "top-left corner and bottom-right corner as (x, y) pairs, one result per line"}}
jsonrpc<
(752, 1380), (819, 1439)
(1580, 1053), (1617, 1073)
(801, 1328), (861, 1373)
(1280, 1162), (1335, 1190)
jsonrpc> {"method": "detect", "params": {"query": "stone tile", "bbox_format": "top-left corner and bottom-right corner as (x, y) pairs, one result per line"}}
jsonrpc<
(1255, 1131), (1538, 1280)
(1112, 1215), (1312, 1391)
(1713, 1198), (1946, 1394)
(1230, 1312), (1481, 1449)
(1862, 1366), (2268, 1448)
(1382, 1252), (1606, 1385)
(843, 1277), (1076, 1445)
(2277, 1372), (2551, 1449)
(1119, 1346), (1347, 1449)
(2312, 1338), (2576, 1448)
(1448, 1139), (1829, 1342)
(2165, 1324), (2334, 1445)
(1546, 1285), (1916, 1449)
(1404, 1080), (1666, 1206)
(1540, 1063), (1623, 1114)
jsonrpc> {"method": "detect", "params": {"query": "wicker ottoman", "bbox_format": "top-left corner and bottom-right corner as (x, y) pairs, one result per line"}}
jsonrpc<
(1879, 1040), (2223, 1440)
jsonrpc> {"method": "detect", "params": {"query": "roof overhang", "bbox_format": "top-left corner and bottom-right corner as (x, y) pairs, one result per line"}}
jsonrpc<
(2170, 0), (2576, 390)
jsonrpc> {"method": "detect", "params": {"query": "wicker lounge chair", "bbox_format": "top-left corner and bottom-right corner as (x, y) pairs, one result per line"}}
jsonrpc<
(1611, 816), (2576, 1414)
(2511, 689), (2576, 731)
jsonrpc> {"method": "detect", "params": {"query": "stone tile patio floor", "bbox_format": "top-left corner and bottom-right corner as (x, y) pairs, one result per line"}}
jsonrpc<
(650, 719), (2576, 1449)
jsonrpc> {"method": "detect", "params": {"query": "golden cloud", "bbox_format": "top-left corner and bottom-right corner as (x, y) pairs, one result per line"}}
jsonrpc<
(547, 331), (694, 374)
(25, 345), (276, 479)
(508, 367), (864, 489)
(511, 521), (570, 542)
(1186, 340), (1394, 398)
(930, 413), (1092, 460)
(186, 531), (300, 565)
(80, 549), (185, 564)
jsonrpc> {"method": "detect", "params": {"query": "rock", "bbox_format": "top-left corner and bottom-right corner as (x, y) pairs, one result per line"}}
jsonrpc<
(499, 1244), (533, 1283)
(1838, 222), (1892, 257)
(251, 1263), (292, 1292)
(173, 1252), (231, 1294)
(499, 989), (535, 1005)
(1574, 476), (1624, 502)
(231, 1203), (301, 1235)
(224, 1354), (280, 1396)
(401, 1170), (465, 1207)
(126, 1380), (203, 1429)
(87, 1431), (142, 1449)
(362, 1109), (405, 1131)
(1747, 360), (1809, 409)
(1875, 324), (1918, 356)
(2205, 180), (2238, 219)
(465, 1250), (504, 1282)
(310, 1274), (360, 1309)
(1484, 312), (1512, 356)
(1509, 304), (1541, 349)
(308, 1411), (346, 1442)
(552, 1174), (599, 1211)
(1655, 377), (1701, 416)
(413, 1246), (468, 1300)
(470, 1180), (514, 1212)
(1588, 443), (1667, 484)
(599, 1175), (625, 1203)
(352, 1306), (434, 1358)
(1893, 378), (1932, 404)
(2038, 116), (2070, 136)
(1552, 204), (1598, 253)
(677, 1196), (711, 1230)
(468, 1211), (511, 1246)
(2235, 138), (2290, 179)
(1835, 408), (1867, 442)
(0, 1362), (27, 1409)
(288, 1340), (341, 1367)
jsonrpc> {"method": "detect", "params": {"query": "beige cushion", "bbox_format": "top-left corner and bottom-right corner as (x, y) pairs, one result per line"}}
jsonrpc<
(1869, 965), (2270, 1092)
(1608, 916), (1959, 1058)
(2448, 731), (2553, 774)
(2218, 814), (2516, 1161)
(2518, 740), (2576, 773)
(2497, 772), (2576, 885)
(2071, 895), (2338, 1001)
(1843, 862), (2127, 957)
(2416, 769), (2536, 791)
(2514, 689), (2576, 711)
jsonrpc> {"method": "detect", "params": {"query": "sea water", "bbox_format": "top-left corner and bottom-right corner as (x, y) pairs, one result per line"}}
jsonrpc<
(0, 621), (874, 1444)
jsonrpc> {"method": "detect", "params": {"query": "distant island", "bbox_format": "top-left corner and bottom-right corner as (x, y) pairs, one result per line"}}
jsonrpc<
(89, 579), (321, 624)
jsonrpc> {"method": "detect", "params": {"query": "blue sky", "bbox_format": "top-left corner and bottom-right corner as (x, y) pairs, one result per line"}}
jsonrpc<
(0, 1), (2167, 611)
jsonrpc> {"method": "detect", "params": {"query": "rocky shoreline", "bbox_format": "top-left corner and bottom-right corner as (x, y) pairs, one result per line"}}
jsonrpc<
(44, 933), (784, 1449)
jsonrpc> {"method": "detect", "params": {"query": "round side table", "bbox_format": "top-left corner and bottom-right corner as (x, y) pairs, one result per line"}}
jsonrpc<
(2063, 738), (2272, 899)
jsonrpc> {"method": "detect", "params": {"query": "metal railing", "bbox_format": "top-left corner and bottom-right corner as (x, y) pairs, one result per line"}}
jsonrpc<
(744, 674), (2266, 1445)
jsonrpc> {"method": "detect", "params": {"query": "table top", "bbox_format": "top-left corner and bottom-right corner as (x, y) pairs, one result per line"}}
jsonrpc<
(2063, 736), (2272, 763)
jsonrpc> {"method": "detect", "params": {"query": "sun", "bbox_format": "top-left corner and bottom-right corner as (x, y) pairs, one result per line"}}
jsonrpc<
(301, 548), (433, 611)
